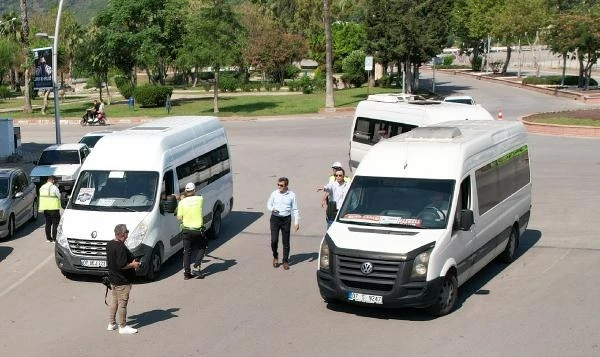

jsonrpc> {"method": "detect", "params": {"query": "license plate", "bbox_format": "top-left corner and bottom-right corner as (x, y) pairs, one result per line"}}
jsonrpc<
(347, 292), (383, 304)
(81, 259), (107, 268)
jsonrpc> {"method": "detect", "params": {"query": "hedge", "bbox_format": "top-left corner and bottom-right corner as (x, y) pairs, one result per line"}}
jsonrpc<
(522, 75), (597, 86)
(133, 85), (174, 107)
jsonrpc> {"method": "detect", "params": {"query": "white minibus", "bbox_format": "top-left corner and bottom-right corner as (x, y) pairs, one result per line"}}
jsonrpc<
(55, 116), (233, 280)
(349, 93), (495, 170)
(319, 120), (531, 316)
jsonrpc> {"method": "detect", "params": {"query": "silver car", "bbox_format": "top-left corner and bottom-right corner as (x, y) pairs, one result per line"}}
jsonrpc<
(0, 168), (38, 239)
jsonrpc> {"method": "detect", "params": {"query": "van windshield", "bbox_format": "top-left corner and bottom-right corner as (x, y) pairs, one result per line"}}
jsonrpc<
(69, 170), (159, 212)
(337, 176), (455, 229)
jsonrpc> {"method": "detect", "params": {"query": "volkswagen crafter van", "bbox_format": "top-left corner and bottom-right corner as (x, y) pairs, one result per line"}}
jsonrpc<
(319, 120), (531, 316)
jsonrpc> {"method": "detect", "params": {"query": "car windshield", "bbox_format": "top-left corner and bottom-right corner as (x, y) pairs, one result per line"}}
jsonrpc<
(0, 178), (8, 199)
(38, 150), (80, 165)
(79, 136), (103, 148)
(337, 176), (455, 229)
(69, 170), (159, 212)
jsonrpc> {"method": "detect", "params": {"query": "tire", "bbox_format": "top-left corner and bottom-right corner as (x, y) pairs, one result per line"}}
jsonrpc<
(99, 118), (106, 126)
(30, 199), (38, 222)
(207, 207), (222, 240)
(80, 119), (87, 126)
(426, 272), (458, 317)
(498, 226), (518, 263)
(144, 245), (162, 281)
(7, 214), (15, 239)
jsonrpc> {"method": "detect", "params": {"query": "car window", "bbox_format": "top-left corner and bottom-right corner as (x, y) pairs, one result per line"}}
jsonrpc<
(38, 150), (81, 165)
(0, 177), (8, 199)
(80, 147), (90, 161)
(16, 172), (28, 191)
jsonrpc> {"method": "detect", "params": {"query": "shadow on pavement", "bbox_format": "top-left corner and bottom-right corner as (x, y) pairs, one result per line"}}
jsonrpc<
(0, 246), (14, 263)
(128, 307), (179, 329)
(289, 252), (318, 267)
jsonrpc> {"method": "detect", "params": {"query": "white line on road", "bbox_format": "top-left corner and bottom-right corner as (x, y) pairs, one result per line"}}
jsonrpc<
(0, 254), (53, 299)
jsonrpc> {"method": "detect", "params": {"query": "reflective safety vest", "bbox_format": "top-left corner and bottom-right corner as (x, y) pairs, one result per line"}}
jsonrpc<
(177, 195), (204, 229)
(39, 182), (61, 211)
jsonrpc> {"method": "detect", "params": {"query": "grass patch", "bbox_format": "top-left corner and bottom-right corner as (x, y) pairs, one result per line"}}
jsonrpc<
(527, 117), (600, 126)
(0, 86), (396, 119)
(526, 109), (600, 126)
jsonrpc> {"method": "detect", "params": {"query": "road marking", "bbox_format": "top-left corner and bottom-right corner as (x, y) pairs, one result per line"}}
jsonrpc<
(0, 254), (53, 299)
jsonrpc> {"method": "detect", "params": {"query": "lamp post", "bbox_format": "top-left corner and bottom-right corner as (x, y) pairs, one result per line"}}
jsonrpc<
(35, 0), (64, 145)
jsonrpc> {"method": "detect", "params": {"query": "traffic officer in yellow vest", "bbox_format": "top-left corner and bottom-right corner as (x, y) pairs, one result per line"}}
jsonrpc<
(39, 175), (61, 242)
(177, 182), (206, 280)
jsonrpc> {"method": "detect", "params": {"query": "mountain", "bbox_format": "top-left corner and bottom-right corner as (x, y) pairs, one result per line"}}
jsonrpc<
(0, 0), (108, 25)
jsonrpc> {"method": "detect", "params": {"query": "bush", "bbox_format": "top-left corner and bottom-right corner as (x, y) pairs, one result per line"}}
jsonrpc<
(443, 55), (454, 66)
(133, 85), (173, 107)
(113, 75), (135, 99)
(0, 86), (11, 100)
(85, 77), (100, 89)
(471, 56), (482, 71)
(342, 50), (367, 88)
(490, 60), (504, 73)
(522, 75), (597, 86)
(283, 65), (301, 80)
(219, 74), (239, 92)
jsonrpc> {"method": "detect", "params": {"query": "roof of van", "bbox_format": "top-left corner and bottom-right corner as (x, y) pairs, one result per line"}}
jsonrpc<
(355, 120), (527, 179)
(355, 95), (494, 122)
(83, 116), (224, 171)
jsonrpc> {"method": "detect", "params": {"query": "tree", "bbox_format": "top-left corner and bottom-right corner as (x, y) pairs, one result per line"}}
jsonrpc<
(180, 0), (246, 112)
(239, 3), (307, 85)
(324, 0), (334, 108)
(19, 0), (32, 113)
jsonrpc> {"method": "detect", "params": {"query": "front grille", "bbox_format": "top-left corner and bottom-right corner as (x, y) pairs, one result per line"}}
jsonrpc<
(67, 238), (107, 257)
(337, 254), (406, 293)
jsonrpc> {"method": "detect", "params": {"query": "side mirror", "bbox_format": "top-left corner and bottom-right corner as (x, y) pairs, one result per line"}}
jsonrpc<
(14, 191), (23, 198)
(457, 209), (474, 231)
(160, 194), (178, 214)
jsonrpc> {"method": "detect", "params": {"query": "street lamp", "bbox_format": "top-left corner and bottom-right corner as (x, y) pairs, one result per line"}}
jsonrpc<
(35, 0), (64, 145)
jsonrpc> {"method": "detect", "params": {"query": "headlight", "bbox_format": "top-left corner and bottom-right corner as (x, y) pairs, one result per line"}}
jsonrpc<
(56, 218), (68, 248)
(410, 249), (432, 280)
(319, 239), (330, 271)
(0, 209), (5, 219)
(126, 222), (148, 249)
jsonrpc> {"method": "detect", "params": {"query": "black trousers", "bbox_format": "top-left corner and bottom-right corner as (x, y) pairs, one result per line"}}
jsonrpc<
(44, 210), (60, 241)
(270, 214), (291, 263)
(182, 229), (207, 275)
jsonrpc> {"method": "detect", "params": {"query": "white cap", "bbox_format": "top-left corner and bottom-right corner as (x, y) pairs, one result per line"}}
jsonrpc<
(331, 161), (342, 168)
(185, 182), (195, 192)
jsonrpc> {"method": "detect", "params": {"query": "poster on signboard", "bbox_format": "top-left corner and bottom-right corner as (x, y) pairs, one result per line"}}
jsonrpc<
(32, 47), (53, 90)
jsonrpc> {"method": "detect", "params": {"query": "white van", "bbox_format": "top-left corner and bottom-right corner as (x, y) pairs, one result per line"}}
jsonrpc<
(55, 116), (233, 280)
(349, 93), (494, 169)
(318, 120), (531, 316)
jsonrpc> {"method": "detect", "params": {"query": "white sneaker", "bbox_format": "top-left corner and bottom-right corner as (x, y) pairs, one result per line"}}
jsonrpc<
(107, 323), (117, 331)
(118, 325), (138, 334)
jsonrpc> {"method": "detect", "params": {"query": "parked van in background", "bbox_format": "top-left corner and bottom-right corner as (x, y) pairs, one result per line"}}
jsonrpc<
(55, 116), (233, 280)
(349, 93), (494, 170)
(319, 120), (531, 316)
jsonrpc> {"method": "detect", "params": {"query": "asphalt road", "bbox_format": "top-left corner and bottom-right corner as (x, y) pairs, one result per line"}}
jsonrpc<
(1, 73), (599, 357)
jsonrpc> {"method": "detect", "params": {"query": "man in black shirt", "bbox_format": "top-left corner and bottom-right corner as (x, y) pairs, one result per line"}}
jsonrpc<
(106, 224), (141, 334)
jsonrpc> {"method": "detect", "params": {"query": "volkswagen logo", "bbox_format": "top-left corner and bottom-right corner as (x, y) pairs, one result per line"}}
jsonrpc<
(91, 231), (97, 239)
(360, 262), (374, 275)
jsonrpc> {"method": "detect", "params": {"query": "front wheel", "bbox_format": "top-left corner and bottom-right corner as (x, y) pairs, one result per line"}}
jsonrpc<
(426, 273), (458, 317)
(30, 199), (38, 221)
(7, 215), (15, 239)
(80, 119), (87, 126)
(498, 226), (518, 263)
(144, 245), (162, 281)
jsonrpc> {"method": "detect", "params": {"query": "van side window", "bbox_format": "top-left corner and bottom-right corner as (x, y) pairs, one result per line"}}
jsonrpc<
(353, 117), (417, 145)
(475, 145), (530, 215)
(175, 144), (230, 192)
(161, 170), (174, 198)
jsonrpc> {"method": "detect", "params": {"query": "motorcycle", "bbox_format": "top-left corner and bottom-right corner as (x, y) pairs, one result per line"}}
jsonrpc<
(80, 109), (107, 126)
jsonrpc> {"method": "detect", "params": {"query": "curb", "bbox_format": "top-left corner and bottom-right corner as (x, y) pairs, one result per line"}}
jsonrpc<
(520, 117), (600, 138)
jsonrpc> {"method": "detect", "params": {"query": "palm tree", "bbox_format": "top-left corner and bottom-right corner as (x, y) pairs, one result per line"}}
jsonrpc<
(19, 0), (32, 113)
(324, 0), (335, 108)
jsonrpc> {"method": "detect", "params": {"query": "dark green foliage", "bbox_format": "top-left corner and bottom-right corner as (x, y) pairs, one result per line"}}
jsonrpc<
(341, 50), (367, 88)
(133, 85), (173, 107)
(443, 55), (454, 66)
(0, 85), (10, 100)
(219, 74), (239, 92)
(523, 75), (597, 86)
(113, 75), (135, 99)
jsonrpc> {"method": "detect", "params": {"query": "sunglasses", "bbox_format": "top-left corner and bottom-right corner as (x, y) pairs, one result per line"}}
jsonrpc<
(335, 174), (344, 177)
(277, 183), (286, 187)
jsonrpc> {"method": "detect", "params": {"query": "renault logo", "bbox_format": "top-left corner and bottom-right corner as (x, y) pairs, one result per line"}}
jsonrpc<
(91, 231), (97, 239)
(360, 262), (374, 275)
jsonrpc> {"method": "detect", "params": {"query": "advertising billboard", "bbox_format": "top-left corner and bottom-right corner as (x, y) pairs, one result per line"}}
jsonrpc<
(33, 47), (53, 90)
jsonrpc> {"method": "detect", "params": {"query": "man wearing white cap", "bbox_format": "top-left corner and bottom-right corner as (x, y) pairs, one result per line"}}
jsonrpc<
(177, 182), (206, 280)
(328, 161), (350, 183)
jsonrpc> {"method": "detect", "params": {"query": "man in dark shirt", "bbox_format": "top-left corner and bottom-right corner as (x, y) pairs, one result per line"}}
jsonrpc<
(106, 224), (141, 334)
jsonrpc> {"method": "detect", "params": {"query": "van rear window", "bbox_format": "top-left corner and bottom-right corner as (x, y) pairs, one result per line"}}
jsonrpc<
(353, 117), (417, 145)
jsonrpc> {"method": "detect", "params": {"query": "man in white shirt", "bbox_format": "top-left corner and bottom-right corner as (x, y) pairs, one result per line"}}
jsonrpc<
(267, 177), (300, 270)
(318, 168), (350, 228)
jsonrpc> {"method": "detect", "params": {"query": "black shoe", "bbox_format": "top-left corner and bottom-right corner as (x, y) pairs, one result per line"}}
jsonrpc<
(184, 273), (193, 280)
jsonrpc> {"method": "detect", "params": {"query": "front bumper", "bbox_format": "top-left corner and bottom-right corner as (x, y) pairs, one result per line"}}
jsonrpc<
(54, 242), (153, 277)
